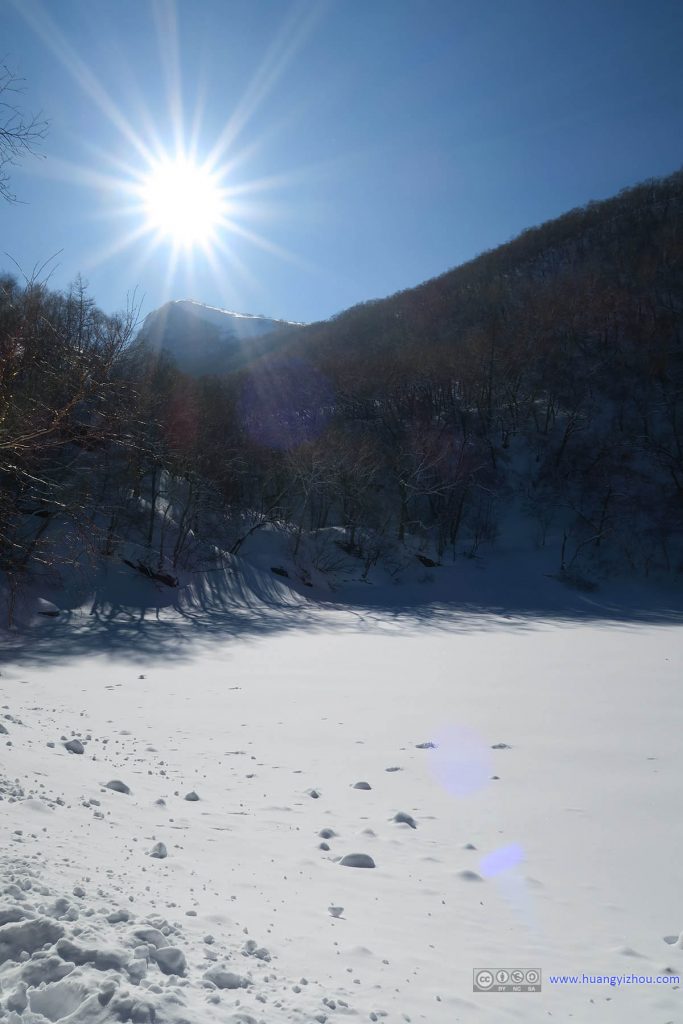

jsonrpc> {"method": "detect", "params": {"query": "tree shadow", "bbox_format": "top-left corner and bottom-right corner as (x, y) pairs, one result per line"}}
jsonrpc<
(1, 554), (682, 668)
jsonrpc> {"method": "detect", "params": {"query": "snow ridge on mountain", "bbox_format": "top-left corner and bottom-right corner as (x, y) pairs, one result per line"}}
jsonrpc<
(167, 299), (305, 331)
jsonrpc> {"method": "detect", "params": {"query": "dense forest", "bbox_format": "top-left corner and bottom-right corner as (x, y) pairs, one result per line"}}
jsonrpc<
(1, 169), (682, 619)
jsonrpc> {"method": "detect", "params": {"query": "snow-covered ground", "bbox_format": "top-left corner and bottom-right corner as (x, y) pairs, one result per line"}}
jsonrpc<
(1, 558), (683, 1023)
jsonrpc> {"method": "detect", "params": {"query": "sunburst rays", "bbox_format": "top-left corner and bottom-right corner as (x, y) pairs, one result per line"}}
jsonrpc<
(10, 0), (330, 303)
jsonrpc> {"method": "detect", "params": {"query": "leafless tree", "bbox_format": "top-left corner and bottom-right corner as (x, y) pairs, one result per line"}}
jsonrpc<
(0, 63), (48, 203)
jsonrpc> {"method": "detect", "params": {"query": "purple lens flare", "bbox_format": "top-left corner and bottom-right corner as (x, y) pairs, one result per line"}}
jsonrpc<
(427, 725), (492, 797)
(479, 842), (525, 878)
(238, 356), (332, 450)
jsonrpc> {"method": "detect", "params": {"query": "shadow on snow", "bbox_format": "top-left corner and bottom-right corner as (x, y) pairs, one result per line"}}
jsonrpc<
(1, 553), (682, 668)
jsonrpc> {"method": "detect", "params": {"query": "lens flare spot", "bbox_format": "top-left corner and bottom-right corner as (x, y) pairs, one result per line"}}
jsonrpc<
(428, 725), (492, 797)
(479, 843), (525, 878)
(238, 357), (332, 450)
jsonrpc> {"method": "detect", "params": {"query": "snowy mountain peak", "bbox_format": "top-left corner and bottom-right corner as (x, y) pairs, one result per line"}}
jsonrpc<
(138, 299), (305, 375)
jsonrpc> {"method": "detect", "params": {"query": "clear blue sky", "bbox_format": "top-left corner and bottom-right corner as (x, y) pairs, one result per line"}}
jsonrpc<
(2, 0), (683, 324)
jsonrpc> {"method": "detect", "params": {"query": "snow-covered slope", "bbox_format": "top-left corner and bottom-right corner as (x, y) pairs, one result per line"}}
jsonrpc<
(139, 300), (304, 375)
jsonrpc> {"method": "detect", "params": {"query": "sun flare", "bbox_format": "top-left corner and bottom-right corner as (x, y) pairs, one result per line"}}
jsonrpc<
(140, 157), (226, 247)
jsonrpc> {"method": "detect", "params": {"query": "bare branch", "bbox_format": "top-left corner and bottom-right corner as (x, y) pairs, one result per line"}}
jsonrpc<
(0, 63), (49, 203)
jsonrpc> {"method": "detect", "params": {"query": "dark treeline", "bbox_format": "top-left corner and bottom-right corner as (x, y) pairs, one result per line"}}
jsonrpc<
(2, 170), (682, 615)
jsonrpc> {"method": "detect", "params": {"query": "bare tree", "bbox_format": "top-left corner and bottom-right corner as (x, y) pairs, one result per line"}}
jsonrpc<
(1, 63), (48, 203)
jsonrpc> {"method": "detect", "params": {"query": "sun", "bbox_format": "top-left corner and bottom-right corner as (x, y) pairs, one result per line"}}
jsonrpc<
(140, 156), (226, 247)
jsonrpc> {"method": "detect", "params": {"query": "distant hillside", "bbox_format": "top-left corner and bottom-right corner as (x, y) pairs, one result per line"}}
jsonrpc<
(2, 168), (683, 624)
(278, 169), (683, 377)
(138, 300), (302, 375)
(236, 167), (683, 576)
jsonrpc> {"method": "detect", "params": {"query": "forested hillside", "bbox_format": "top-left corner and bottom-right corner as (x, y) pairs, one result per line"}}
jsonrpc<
(2, 170), (682, 621)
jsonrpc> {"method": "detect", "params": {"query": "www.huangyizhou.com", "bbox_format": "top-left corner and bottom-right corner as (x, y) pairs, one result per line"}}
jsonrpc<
(548, 973), (680, 987)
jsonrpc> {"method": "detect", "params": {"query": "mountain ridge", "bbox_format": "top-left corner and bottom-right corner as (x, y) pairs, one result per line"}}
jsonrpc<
(138, 298), (304, 375)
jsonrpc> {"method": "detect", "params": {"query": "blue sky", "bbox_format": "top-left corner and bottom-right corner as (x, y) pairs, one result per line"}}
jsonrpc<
(2, 0), (683, 324)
